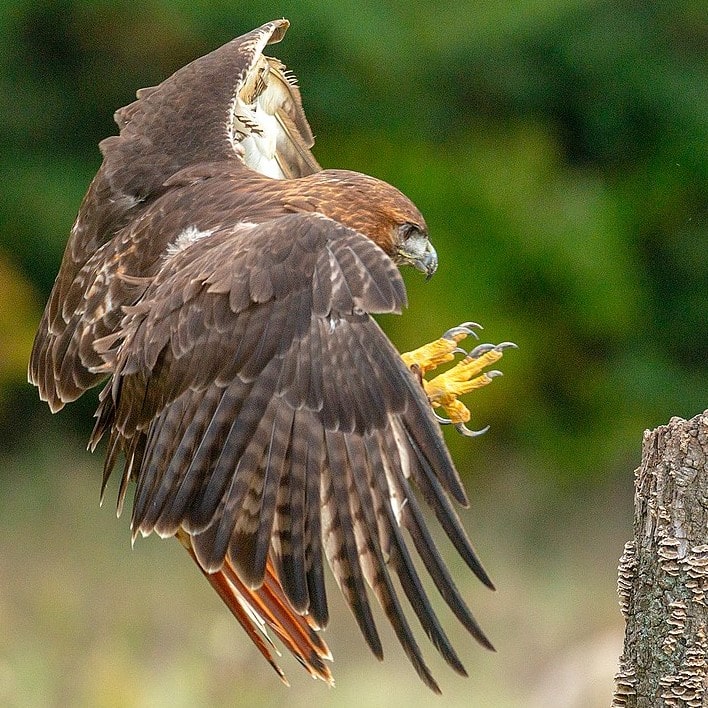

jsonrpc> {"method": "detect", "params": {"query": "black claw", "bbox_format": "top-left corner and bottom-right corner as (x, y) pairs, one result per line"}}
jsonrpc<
(468, 343), (496, 358)
(494, 341), (518, 351)
(487, 370), (503, 379)
(433, 411), (452, 424)
(442, 322), (482, 341)
(454, 422), (490, 437)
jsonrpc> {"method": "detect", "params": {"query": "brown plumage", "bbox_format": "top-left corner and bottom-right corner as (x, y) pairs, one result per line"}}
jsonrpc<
(29, 19), (494, 693)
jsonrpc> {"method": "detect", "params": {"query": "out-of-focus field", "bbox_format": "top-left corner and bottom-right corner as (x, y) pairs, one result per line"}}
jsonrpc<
(1, 431), (629, 708)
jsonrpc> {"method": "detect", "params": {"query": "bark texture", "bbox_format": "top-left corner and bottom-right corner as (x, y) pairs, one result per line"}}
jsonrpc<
(614, 410), (708, 707)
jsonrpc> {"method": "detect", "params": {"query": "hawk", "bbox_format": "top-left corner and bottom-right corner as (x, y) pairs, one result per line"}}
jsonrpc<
(29, 19), (513, 692)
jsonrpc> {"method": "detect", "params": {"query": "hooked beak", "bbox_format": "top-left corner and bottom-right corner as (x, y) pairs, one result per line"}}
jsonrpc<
(398, 232), (438, 280)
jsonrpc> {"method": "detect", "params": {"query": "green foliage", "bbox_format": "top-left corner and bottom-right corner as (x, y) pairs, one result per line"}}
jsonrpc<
(1, 0), (705, 484)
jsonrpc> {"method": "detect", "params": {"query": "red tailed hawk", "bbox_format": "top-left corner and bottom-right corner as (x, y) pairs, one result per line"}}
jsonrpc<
(29, 19), (513, 693)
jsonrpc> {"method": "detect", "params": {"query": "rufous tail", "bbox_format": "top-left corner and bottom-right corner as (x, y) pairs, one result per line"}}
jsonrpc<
(176, 529), (334, 686)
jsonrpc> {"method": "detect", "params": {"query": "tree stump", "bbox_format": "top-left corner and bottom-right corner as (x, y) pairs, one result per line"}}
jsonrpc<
(613, 410), (708, 707)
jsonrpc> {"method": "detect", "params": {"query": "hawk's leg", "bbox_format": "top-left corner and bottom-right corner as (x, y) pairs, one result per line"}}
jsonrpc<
(402, 323), (516, 437)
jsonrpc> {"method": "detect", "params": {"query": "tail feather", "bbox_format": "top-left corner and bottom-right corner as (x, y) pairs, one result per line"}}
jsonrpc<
(176, 529), (334, 686)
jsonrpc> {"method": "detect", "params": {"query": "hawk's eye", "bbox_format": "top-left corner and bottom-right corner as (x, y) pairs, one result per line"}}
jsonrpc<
(400, 223), (420, 241)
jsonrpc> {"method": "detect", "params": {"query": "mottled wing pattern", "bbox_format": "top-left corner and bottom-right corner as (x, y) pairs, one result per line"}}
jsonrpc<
(90, 210), (491, 692)
(29, 19), (319, 411)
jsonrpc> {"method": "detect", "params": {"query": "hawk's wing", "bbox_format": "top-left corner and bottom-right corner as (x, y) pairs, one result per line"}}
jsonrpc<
(90, 209), (491, 692)
(29, 19), (319, 411)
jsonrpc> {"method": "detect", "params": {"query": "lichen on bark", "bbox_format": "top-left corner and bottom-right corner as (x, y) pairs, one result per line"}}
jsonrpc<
(614, 411), (708, 707)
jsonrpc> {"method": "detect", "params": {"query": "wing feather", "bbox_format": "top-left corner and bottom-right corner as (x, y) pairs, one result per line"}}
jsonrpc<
(400, 422), (492, 588)
(186, 381), (252, 532)
(302, 413), (328, 629)
(271, 408), (310, 613)
(342, 432), (442, 693)
(230, 400), (295, 588)
(145, 385), (225, 535)
(361, 432), (470, 675)
(321, 430), (382, 658)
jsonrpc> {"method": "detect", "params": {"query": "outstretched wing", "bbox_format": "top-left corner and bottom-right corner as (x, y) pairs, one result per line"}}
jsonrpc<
(29, 19), (319, 411)
(91, 210), (492, 693)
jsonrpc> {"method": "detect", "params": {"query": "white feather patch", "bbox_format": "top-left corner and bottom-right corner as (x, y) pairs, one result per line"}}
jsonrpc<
(166, 225), (215, 257)
(383, 417), (412, 526)
(226, 54), (294, 179)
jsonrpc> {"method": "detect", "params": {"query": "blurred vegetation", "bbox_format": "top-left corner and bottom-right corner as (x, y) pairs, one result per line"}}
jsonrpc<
(0, 1), (705, 704)
(2, 0), (705, 482)
(2, 0), (706, 477)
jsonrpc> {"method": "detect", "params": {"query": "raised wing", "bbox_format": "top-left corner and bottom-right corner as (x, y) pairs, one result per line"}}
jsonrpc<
(29, 19), (320, 410)
(90, 210), (492, 693)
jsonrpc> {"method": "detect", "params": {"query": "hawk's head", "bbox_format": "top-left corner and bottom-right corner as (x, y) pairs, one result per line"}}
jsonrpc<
(296, 168), (438, 278)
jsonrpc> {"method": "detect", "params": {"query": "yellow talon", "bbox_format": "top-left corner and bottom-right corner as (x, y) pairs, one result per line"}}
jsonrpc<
(401, 322), (478, 375)
(401, 323), (516, 435)
(401, 338), (458, 375)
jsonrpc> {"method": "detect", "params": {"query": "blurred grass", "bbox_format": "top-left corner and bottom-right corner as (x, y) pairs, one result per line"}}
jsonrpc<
(0, 438), (628, 707)
(0, 0), (705, 705)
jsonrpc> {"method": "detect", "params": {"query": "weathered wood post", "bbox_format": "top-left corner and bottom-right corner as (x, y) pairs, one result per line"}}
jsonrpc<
(613, 411), (708, 707)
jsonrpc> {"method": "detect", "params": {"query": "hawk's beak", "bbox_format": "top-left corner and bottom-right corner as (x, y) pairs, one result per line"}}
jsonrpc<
(398, 233), (438, 280)
(417, 240), (438, 280)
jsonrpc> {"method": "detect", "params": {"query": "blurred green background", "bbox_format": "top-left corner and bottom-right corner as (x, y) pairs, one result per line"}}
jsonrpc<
(1, 1), (705, 706)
